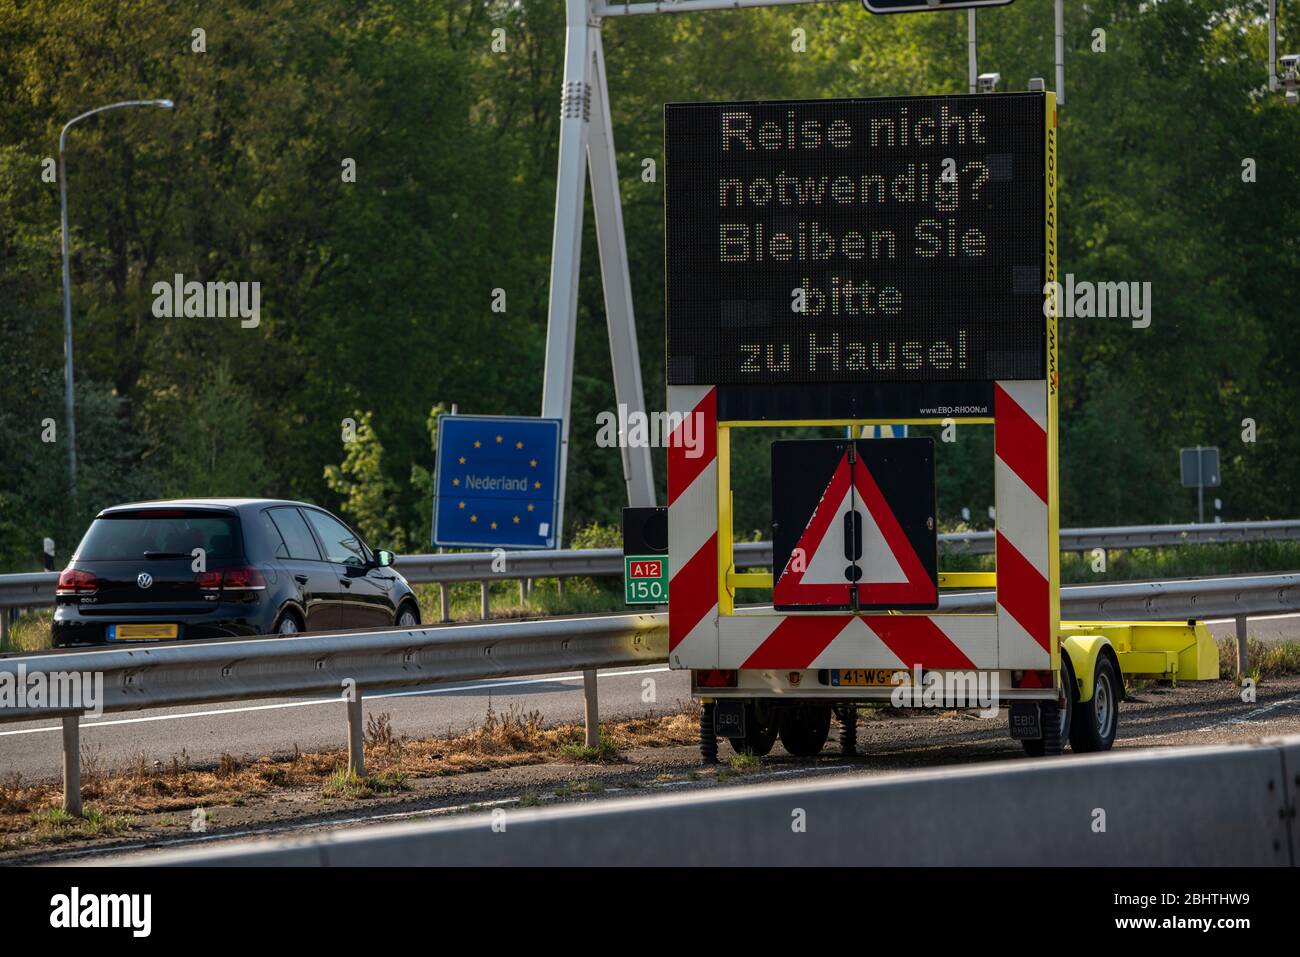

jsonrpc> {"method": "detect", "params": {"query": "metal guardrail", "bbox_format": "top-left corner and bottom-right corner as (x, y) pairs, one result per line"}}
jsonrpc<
(1, 576), (1295, 720)
(940, 518), (1300, 555)
(0, 613), (666, 723)
(3, 572), (1299, 817)
(392, 541), (775, 588)
(946, 571), (1300, 619)
(0, 612), (666, 816)
(0, 543), (775, 621)
(134, 735), (1300, 866)
(0, 571), (59, 610)
(3, 520), (1298, 618)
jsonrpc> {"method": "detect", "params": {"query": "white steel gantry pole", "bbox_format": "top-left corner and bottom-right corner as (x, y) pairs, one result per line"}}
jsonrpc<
(541, 0), (596, 550)
(542, 0), (656, 550)
(967, 9), (977, 94)
(1054, 0), (1065, 106)
(587, 24), (656, 510)
(1269, 0), (1278, 93)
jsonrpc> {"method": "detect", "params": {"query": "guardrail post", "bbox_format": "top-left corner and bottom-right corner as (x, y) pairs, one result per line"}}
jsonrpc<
(347, 690), (365, 778)
(1235, 615), (1250, 680)
(62, 714), (82, 816)
(1, 609), (9, 648)
(557, 577), (566, 598)
(583, 668), (599, 749)
(439, 583), (450, 623)
(481, 581), (490, 619)
(519, 579), (527, 604)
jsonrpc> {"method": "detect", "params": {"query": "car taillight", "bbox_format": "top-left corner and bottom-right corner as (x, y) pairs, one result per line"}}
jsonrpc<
(56, 568), (98, 595)
(197, 571), (223, 592)
(220, 566), (267, 591)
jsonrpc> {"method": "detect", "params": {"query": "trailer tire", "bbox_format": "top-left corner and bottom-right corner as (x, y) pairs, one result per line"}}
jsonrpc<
(1019, 656), (1074, 757)
(729, 701), (779, 757)
(778, 703), (832, 757)
(1055, 653), (1076, 746)
(1070, 655), (1119, 753)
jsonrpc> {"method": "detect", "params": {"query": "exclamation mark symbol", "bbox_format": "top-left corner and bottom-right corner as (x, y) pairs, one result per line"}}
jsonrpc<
(843, 510), (863, 583)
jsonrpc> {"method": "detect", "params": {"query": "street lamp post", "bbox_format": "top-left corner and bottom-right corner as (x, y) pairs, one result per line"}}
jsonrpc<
(59, 98), (174, 497)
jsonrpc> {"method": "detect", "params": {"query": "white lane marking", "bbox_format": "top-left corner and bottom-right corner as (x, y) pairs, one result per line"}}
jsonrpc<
(0, 666), (672, 738)
(1191, 695), (1300, 733)
(1204, 612), (1300, 625)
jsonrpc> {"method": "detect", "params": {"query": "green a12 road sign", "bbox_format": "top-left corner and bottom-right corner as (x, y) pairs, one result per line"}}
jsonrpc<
(624, 555), (668, 605)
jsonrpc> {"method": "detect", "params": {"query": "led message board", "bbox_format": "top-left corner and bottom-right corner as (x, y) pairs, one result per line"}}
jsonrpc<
(665, 92), (1048, 385)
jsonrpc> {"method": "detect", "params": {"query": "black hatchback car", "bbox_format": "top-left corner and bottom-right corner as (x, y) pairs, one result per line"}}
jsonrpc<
(52, 499), (421, 646)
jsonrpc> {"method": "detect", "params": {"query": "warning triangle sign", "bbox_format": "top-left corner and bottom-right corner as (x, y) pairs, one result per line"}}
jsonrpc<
(774, 449), (936, 609)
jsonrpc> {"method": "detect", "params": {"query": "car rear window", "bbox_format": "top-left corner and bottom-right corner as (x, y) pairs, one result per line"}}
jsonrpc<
(76, 510), (242, 561)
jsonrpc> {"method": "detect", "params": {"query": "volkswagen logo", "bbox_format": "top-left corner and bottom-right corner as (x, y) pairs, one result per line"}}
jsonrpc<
(137, 572), (153, 589)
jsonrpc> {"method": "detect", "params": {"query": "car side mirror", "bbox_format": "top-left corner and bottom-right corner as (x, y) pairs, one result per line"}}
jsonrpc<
(375, 549), (394, 568)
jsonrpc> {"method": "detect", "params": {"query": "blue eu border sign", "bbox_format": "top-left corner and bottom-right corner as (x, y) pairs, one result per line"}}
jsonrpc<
(432, 415), (562, 549)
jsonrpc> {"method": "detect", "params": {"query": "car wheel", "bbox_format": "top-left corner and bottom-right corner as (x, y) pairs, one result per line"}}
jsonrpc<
(396, 603), (420, 628)
(273, 611), (302, 636)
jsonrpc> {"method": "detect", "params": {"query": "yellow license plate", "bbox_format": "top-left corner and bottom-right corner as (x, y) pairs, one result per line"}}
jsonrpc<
(112, 623), (178, 640)
(831, 668), (910, 687)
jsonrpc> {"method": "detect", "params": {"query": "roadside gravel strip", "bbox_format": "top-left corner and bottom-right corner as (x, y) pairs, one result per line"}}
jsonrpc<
(5, 674), (1300, 865)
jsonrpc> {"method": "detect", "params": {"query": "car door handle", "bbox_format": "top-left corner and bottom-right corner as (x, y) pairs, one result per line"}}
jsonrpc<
(339, 578), (352, 587)
(294, 575), (309, 585)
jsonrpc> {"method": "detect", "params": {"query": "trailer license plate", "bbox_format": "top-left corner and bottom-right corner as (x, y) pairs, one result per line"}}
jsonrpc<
(110, 623), (178, 641)
(830, 669), (908, 687)
(713, 700), (746, 737)
(1009, 703), (1042, 740)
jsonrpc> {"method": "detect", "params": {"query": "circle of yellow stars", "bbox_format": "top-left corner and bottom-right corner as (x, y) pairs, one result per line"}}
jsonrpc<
(456, 432), (544, 528)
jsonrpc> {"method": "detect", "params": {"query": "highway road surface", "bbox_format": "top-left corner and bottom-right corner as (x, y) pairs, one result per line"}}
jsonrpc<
(1, 613), (1298, 784)
(0, 663), (691, 783)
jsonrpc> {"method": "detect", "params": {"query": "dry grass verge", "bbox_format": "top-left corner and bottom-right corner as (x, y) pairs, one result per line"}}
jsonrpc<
(0, 701), (701, 850)
(1216, 637), (1300, 682)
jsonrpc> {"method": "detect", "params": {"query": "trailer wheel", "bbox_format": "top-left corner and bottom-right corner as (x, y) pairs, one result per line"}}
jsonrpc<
(1069, 655), (1119, 752)
(1020, 656), (1075, 757)
(729, 701), (780, 757)
(778, 703), (832, 757)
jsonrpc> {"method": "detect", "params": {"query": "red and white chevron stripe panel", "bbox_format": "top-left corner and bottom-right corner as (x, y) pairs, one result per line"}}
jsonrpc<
(667, 385), (719, 668)
(720, 613), (998, 671)
(993, 379), (1054, 669)
(667, 379), (1055, 674)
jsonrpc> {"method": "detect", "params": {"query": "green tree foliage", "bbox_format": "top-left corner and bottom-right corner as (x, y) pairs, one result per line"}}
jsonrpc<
(148, 361), (275, 499)
(0, 0), (1297, 570)
(324, 410), (406, 551)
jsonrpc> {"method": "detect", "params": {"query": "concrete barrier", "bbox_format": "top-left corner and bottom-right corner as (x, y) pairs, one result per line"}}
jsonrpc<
(127, 737), (1299, 867)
